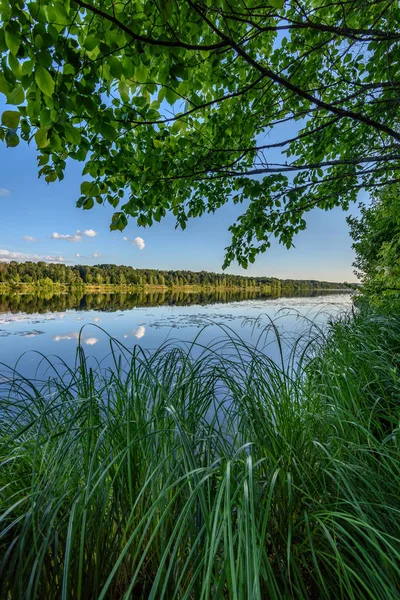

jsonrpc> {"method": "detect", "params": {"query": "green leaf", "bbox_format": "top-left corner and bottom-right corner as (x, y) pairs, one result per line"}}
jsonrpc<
(108, 56), (123, 79)
(135, 65), (148, 81)
(99, 122), (117, 142)
(35, 67), (55, 96)
(38, 154), (50, 166)
(268, 0), (284, 7)
(118, 81), (130, 103)
(20, 119), (31, 137)
(65, 124), (81, 145)
(1, 110), (20, 128)
(83, 36), (99, 51)
(6, 85), (25, 106)
(110, 212), (128, 231)
(81, 181), (99, 196)
(28, 2), (47, 21)
(6, 131), (19, 147)
(53, 1), (70, 24)
(35, 129), (49, 149)
(8, 54), (22, 78)
(5, 29), (21, 56)
(165, 88), (179, 105)
(39, 108), (53, 128)
(0, 73), (11, 96)
(22, 60), (34, 77)
(45, 171), (57, 182)
(82, 197), (94, 210)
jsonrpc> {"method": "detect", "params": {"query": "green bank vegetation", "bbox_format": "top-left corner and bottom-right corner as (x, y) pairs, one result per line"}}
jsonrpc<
(348, 184), (400, 307)
(0, 262), (348, 295)
(1, 308), (400, 599)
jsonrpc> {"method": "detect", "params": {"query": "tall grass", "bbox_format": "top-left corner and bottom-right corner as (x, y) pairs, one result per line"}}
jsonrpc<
(1, 308), (400, 599)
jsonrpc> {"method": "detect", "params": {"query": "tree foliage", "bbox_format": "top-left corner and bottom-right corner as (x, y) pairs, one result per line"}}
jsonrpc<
(0, 260), (347, 289)
(348, 184), (400, 304)
(1, 0), (399, 266)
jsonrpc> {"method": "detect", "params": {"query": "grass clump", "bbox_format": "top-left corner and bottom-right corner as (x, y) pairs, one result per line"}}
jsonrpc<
(1, 308), (400, 599)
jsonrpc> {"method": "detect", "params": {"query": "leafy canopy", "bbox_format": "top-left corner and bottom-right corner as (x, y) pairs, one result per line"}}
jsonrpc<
(1, 0), (399, 267)
(348, 184), (400, 305)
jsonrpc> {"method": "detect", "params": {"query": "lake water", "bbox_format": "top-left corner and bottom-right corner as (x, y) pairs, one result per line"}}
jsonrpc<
(0, 289), (353, 379)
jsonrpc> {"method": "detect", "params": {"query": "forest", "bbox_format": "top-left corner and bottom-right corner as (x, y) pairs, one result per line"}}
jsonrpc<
(0, 261), (348, 291)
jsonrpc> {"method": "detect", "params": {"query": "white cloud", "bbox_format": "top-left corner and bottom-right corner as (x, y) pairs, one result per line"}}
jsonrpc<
(51, 229), (97, 243)
(123, 236), (145, 250)
(76, 253), (80, 257)
(0, 249), (65, 263)
(84, 337), (99, 346)
(52, 231), (82, 242)
(0, 188), (10, 196)
(22, 236), (38, 242)
(92, 250), (103, 258)
(134, 237), (145, 250)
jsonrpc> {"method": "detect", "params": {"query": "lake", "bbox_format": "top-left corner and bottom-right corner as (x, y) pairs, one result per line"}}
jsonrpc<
(0, 289), (353, 379)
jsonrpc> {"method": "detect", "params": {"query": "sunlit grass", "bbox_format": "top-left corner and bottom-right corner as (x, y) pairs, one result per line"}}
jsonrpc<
(1, 309), (400, 599)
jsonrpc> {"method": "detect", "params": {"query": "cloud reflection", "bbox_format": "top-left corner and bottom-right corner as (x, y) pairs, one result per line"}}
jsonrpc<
(53, 332), (99, 346)
(53, 333), (79, 342)
(133, 325), (146, 339)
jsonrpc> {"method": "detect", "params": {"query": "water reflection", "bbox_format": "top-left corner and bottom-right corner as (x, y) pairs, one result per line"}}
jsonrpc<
(0, 290), (352, 380)
(53, 333), (79, 342)
(0, 288), (348, 315)
(133, 325), (146, 339)
(53, 332), (99, 345)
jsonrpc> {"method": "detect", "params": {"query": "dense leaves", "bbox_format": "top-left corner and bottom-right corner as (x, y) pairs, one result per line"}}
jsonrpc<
(0, 0), (399, 266)
(348, 184), (400, 305)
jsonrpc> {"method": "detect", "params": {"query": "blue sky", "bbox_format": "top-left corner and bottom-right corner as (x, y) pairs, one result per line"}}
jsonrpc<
(0, 101), (361, 282)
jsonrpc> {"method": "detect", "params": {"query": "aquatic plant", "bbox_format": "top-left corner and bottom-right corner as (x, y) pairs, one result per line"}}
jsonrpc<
(1, 309), (400, 599)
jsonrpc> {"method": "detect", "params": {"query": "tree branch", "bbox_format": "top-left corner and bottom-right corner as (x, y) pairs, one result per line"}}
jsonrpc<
(187, 0), (400, 143)
(73, 0), (228, 50)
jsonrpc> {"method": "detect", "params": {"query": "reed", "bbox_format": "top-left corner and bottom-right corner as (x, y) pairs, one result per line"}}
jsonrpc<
(1, 308), (400, 599)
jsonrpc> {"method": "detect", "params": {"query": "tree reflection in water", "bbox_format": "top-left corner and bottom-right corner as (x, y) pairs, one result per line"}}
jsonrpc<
(0, 288), (346, 315)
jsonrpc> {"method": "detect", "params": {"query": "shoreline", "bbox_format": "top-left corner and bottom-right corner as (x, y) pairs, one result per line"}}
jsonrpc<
(0, 282), (353, 295)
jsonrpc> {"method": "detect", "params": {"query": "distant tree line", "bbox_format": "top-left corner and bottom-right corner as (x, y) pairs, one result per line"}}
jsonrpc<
(0, 261), (348, 291)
